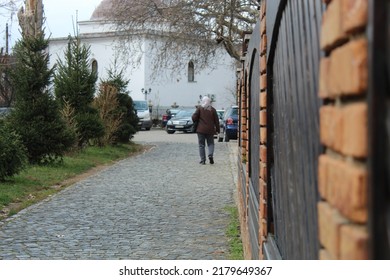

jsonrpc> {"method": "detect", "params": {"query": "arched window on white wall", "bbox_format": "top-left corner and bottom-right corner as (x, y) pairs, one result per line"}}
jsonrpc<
(91, 59), (98, 75)
(188, 61), (194, 82)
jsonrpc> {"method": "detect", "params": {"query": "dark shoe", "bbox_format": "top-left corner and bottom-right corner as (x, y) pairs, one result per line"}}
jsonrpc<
(199, 160), (206, 165)
(208, 156), (214, 164)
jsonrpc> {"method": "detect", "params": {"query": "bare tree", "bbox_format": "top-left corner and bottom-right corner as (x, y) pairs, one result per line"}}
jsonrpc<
(96, 0), (259, 76)
(17, 0), (43, 38)
(0, 1), (21, 106)
(0, 50), (13, 107)
(0, 0), (20, 13)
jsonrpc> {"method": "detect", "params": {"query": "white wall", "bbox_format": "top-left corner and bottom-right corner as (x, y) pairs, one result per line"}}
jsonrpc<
(48, 20), (237, 112)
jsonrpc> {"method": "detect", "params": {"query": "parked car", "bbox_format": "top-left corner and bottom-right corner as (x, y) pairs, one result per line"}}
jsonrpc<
(218, 105), (238, 142)
(0, 107), (12, 119)
(133, 100), (152, 130)
(161, 109), (181, 128)
(216, 109), (225, 120)
(215, 109), (225, 138)
(166, 109), (196, 134)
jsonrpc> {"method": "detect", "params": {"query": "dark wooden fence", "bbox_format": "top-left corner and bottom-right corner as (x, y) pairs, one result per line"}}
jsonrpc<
(265, 0), (325, 259)
(240, 0), (390, 260)
(248, 27), (261, 260)
(368, 1), (390, 259)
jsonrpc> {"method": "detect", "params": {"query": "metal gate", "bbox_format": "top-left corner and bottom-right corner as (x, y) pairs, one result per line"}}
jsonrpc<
(266, 0), (324, 259)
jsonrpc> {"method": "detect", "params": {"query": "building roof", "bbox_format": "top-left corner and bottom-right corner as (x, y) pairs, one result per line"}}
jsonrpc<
(90, 0), (117, 20)
(90, 0), (166, 21)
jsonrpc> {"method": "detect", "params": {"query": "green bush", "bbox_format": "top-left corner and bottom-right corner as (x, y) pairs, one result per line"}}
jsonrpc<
(75, 111), (105, 146)
(116, 93), (138, 143)
(0, 123), (27, 181)
(116, 123), (137, 143)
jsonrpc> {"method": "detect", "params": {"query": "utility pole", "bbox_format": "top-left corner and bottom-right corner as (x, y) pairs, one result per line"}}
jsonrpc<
(5, 23), (9, 54)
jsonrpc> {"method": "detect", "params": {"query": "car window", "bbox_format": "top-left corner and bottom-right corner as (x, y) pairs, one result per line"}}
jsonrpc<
(170, 109), (181, 115)
(223, 107), (238, 119)
(133, 101), (148, 110)
(217, 110), (225, 119)
(174, 110), (193, 118)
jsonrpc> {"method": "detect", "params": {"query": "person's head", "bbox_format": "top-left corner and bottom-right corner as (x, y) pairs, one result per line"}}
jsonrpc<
(201, 96), (211, 108)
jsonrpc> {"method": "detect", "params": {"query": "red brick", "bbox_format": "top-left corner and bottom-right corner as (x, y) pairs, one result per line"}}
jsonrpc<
(261, 218), (267, 238)
(260, 74), (267, 91)
(260, 163), (267, 181)
(261, 35), (267, 55)
(319, 103), (368, 157)
(260, 91), (267, 108)
(342, 0), (368, 34)
(340, 224), (369, 259)
(260, 199), (267, 218)
(318, 154), (329, 200)
(325, 157), (368, 223)
(341, 102), (368, 158)
(260, 109), (267, 126)
(337, 164), (368, 223)
(320, 0), (347, 51)
(260, 17), (266, 36)
(260, 127), (267, 144)
(260, 145), (267, 163)
(260, 0), (266, 19)
(328, 38), (368, 96)
(319, 105), (343, 151)
(318, 201), (348, 258)
(260, 54), (267, 74)
(260, 179), (267, 199)
(319, 57), (330, 98)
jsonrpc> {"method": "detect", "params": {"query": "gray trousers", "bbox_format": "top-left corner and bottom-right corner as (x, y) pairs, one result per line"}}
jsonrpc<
(197, 133), (215, 161)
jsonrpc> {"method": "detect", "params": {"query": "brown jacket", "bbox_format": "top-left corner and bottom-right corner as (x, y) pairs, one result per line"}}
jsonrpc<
(192, 106), (220, 135)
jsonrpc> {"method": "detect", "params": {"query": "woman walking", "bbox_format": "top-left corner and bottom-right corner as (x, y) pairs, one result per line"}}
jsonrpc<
(192, 96), (220, 165)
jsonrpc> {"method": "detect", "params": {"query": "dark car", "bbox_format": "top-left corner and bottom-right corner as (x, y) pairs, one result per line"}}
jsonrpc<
(166, 110), (196, 134)
(161, 109), (181, 128)
(218, 105), (238, 142)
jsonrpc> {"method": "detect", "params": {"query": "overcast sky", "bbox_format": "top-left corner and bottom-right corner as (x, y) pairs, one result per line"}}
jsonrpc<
(0, 0), (103, 49)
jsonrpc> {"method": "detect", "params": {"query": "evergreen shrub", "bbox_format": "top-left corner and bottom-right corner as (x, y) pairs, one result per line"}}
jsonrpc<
(0, 122), (27, 180)
(9, 32), (75, 164)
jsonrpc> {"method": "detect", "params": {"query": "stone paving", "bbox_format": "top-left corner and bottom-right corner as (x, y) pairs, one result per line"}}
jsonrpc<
(0, 129), (238, 260)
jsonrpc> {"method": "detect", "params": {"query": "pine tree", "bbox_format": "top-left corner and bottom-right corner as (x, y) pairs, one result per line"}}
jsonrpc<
(9, 32), (75, 164)
(54, 36), (104, 147)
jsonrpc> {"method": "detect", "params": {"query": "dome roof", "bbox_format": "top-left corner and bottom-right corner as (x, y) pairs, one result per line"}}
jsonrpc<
(90, 0), (166, 21)
(90, 0), (118, 20)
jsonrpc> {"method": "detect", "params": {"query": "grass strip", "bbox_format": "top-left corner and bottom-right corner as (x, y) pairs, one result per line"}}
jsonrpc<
(225, 205), (244, 260)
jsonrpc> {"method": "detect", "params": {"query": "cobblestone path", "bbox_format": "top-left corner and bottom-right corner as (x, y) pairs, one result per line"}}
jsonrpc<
(0, 130), (238, 260)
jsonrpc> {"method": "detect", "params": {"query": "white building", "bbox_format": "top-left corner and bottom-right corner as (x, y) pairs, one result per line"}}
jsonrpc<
(47, 0), (237, 115)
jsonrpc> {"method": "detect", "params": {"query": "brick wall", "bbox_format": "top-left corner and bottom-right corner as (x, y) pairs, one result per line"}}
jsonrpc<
(237, 1), (268, 260)
(258, 1), (268, 259)
(318, 0), (369, 259)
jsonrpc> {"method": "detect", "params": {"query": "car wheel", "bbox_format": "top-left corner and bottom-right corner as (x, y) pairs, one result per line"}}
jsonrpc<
(145, 127), (151, 131)
(218, 135), (223, 142)
(167, 130), (175, 134)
